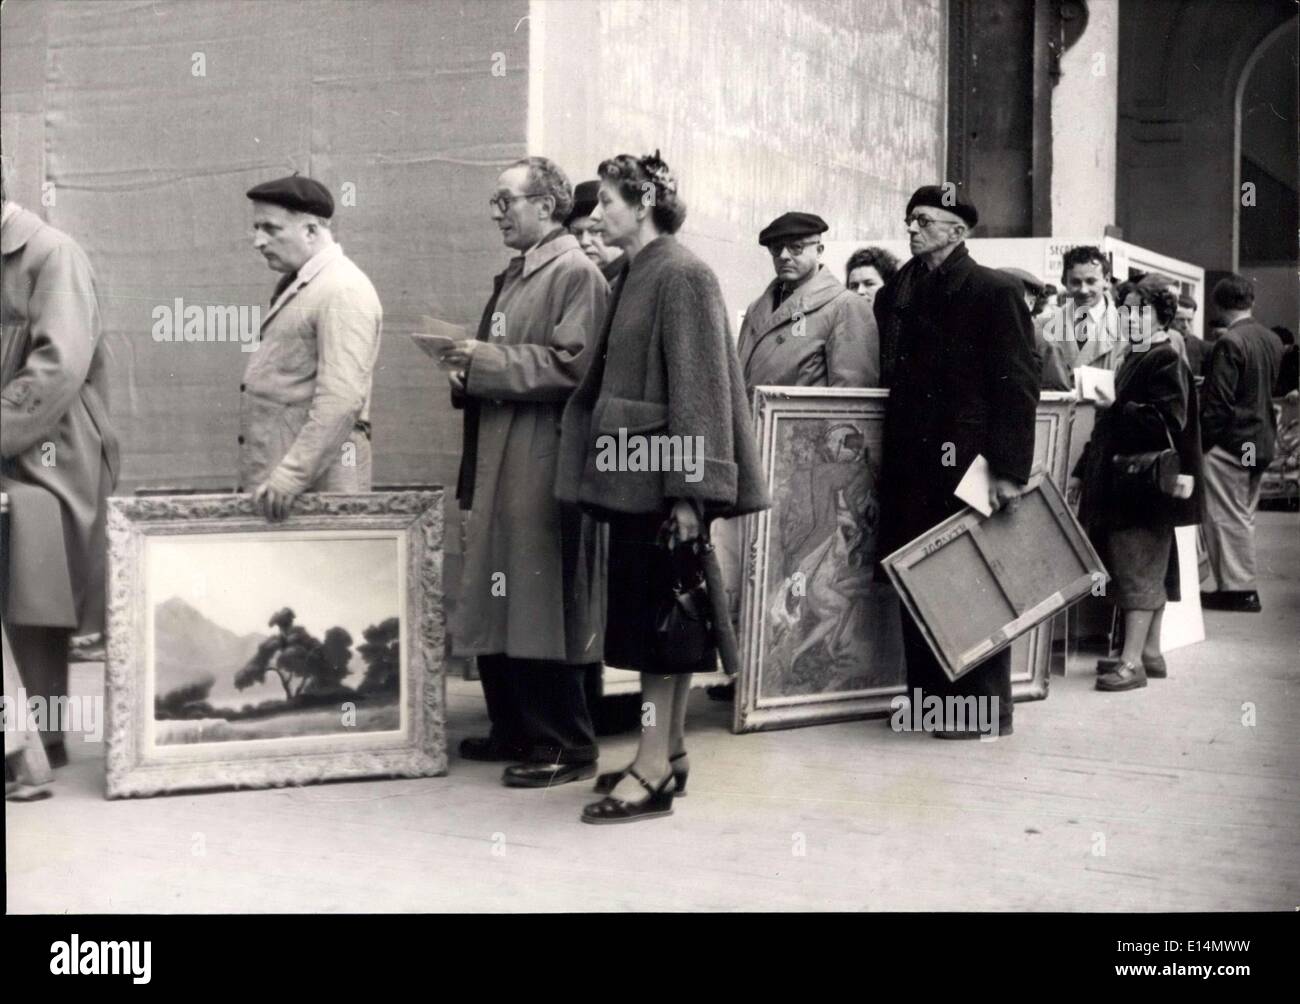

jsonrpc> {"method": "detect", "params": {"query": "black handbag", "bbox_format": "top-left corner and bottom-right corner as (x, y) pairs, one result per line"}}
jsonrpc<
(653, 524), (716, 669)
(1111, 405), (1181, 498)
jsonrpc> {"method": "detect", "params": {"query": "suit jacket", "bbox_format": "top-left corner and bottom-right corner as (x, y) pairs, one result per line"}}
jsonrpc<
(1200, 316), (1285, 467)
(737, 265), (880, 390)
(873, 242), (1040, 556)
(557, 235), (769, 521)
(1044, 296), (1128, 374)
(1, 204), (118, 632)
(239, 243), (382, 494)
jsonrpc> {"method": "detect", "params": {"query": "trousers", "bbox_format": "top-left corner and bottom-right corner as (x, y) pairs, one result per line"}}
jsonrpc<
(476, 654), (598, 764)
(900, 606), (1013, 728)
(6, 623), (72, 750)
(1201, 445), (1263, 592)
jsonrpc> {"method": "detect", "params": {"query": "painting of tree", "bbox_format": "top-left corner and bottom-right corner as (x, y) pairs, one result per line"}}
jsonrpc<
(357, 617), (400, 694)
(235, 608), (355, 700)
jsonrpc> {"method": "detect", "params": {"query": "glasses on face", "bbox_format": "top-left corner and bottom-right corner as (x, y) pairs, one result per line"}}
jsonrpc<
(768, 239), (820, 258)
(904, 213), (958, 230)
(488, 191), (545, 214)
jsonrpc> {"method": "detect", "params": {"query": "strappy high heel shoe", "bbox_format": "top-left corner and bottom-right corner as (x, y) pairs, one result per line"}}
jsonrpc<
(593, 751), (688, 797)
(581, 768), (676, 825)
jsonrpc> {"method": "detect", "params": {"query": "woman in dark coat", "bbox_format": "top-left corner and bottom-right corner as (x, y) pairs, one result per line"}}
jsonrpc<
(1070, 283), (1203, 691)
(556, 152), (769, 823)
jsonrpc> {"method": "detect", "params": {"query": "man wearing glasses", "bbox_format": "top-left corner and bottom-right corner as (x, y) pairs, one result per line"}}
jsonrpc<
(873, 185), (1040, 739)
(441, 157), (609, 788)
(737, 212), (879, 392)
(707, 211), (881, 705)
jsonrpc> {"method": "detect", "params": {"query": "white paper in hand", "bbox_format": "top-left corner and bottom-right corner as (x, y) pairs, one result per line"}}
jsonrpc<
(411, 316), (470, 361)
(1075, 366), (1116, 405)
(955, 454), (994, 517)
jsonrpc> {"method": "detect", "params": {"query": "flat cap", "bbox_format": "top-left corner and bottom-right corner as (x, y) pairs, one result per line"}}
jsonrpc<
(566, 180), (600, 225)
(245, 174), (334, 218)
(999, 267), (1044, 294)
(906, 185), (978, 228)
(1136, 271), (1179, 292)
(758, 211), (828, 247)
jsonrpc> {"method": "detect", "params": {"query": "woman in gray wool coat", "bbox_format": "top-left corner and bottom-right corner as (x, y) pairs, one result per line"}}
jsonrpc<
(556, 152), (769, 823)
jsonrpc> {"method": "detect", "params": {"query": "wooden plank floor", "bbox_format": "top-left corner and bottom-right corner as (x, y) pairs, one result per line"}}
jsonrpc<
(6, 513), (1297, 912)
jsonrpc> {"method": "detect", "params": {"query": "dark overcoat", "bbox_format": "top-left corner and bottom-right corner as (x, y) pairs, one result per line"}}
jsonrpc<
(1075, 335), (1203, 535)
(873, 242), (1040, 559)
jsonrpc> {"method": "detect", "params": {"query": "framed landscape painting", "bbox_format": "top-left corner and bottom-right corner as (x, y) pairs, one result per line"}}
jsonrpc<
(104, 491), (446, 797)
(735, 388), (1075, 733)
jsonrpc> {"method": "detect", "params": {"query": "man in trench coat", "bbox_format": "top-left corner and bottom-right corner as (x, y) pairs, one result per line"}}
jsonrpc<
(737, 212), (880, 390)
(709, 212), (881, 703)
(2, 171), (118, 769)
(443, 157), (608, 788)
(873, 186), (1040, 738)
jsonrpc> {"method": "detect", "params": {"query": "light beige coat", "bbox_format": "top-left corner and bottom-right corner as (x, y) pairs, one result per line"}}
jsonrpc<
(1, 204), (118, 632)
(239, 243), (382, 494)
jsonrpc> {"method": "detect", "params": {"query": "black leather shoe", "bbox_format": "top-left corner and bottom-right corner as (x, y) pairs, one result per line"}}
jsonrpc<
(1096, 659), (1147, 691)
(1095, 657), (1121, 675)
(1200, 590), (1262, 612)
(459, 736), (527, 762)
(502, 761), (597, 788)
(582, 768), (675, 824)
(595, 751), (689, 796)
(1142, 654), (1168, 679)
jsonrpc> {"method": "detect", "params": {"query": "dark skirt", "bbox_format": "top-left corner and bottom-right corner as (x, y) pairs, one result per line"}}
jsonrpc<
(1103, 524), (1181, 610)
(604, 510), (718, 675)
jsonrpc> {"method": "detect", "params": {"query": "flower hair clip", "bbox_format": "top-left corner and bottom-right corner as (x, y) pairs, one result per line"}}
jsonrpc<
(638, 149), (677, 195)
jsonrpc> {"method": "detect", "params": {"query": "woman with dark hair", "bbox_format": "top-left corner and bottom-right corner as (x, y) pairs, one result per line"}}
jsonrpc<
(1069, 281), (1203, 691)
(844, 246), (899, 305)
(557, 152), (769, 823)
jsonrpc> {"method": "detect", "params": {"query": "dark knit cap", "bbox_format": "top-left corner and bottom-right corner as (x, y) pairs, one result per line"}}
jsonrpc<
(906, 185), (978, 228)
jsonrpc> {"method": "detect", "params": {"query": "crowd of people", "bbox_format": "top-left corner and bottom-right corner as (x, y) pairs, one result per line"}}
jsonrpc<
(3, 152), (1296, 819)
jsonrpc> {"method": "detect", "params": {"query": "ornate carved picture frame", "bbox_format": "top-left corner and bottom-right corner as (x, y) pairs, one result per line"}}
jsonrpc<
(104, 491), (446, 797)
(735, 388), (1075, 733)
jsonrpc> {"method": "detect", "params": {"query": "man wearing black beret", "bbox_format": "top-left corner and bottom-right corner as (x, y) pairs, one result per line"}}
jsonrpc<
(738, 211), (879, 391)
(874, 185), (1040, 738)
(241, 174), (383, 521)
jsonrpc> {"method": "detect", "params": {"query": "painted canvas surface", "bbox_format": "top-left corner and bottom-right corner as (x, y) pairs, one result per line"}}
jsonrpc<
(148, 535), (402, 746)
(758, 413), (903, 698)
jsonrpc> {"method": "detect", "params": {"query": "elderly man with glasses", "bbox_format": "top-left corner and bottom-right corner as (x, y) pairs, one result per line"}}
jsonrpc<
(441, 156), (609, 788)
(873, 185), (1040, 739)
(737, 212), (880, 393)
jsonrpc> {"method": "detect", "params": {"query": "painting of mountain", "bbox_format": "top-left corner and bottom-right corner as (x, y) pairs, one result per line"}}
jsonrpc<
(153, 596), (270, 708)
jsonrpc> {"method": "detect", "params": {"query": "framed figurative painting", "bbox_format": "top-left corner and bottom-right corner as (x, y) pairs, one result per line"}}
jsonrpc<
(104, 491), (446, 797)
(735, 388), (1075, 733)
